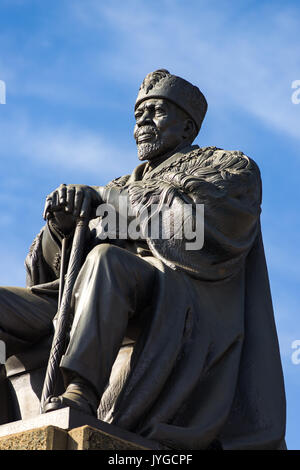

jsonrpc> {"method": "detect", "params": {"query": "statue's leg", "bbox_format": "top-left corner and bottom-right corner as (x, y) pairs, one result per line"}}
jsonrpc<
(0, 286), (57, 358)
(45, 243), (156, 415)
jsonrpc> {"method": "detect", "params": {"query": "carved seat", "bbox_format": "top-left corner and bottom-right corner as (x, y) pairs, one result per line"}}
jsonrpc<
(0, 338), (134, 425)
(1, 337), (64, 423)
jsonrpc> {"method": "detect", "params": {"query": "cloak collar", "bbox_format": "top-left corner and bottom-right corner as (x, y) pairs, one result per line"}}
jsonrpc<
(127, 144), (199, 183)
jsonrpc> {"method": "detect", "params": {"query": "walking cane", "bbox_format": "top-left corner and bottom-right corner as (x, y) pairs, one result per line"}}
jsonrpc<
(40, 216), (89, 413)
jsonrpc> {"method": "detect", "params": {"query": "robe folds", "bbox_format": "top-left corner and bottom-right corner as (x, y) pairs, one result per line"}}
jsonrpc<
(25, 145), (286, 450)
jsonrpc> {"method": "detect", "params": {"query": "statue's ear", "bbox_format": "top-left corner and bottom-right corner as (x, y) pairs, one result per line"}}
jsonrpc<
(183, 118), (197, 142)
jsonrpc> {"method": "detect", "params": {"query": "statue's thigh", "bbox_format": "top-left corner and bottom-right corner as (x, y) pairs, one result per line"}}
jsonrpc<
(85, 243), (157, 309)
(0, 286), (57, 341)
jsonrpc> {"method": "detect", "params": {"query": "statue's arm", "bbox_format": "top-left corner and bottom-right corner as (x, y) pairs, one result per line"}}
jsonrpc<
(25, 221), (67, 287)
(121, 150), (262, 280)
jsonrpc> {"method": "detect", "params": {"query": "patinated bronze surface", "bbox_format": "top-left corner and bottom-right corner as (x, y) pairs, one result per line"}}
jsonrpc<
(0, 70), (286, 449)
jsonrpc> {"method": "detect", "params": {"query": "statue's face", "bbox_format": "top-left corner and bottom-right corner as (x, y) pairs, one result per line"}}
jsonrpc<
(134, 98), (188, 161)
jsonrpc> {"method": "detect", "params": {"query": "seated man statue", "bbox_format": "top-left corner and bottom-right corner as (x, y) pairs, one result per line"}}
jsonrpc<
(0, 69), (286, 450)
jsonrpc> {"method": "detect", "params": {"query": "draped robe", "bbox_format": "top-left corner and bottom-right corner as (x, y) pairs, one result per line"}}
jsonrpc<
(25, 144), (286, 450)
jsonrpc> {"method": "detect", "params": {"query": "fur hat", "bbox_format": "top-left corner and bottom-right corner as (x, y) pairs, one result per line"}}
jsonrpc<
(135, 69), (207, 131)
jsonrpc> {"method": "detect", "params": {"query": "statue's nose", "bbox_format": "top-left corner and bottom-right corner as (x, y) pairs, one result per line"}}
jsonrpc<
(137, 109), (153, 127)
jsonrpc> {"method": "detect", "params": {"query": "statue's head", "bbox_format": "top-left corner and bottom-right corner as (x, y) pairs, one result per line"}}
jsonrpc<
(134, 69), (207, 161)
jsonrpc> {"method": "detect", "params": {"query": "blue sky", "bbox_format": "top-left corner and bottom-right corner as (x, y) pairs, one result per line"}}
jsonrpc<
(0, 0), (299, 449)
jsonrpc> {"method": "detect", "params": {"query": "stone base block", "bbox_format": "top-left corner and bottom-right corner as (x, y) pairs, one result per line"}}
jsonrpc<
(0, 424), (150, 450)
(0, 408), (161, 450)
(0, 425), (68, 450)
(68, 425), (149, 450)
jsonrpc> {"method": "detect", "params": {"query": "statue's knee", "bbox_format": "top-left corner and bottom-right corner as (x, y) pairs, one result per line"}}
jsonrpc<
(0, 286), (7, 300)
(87, 244), (122, 267)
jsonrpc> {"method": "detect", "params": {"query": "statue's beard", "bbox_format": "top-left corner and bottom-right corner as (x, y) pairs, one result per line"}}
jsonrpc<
(137, 141), (165, 161)
(136, 126), (165, 161)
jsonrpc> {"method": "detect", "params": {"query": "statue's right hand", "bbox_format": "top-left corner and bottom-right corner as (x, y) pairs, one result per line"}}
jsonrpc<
(43, 184), (102, 235)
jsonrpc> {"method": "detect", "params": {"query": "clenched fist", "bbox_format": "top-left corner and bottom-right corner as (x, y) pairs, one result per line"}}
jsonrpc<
(43, 184), (102, 235)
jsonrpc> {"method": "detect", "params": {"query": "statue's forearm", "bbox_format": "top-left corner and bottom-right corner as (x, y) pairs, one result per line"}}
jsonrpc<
(41, 222), (64, 278)
(25, 223), (62, 287)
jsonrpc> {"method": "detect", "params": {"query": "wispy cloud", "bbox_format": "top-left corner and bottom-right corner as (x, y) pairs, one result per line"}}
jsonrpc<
(2, 1), (299, 140)
(71, 0), (300, 141)
(0, 114), (137, 180)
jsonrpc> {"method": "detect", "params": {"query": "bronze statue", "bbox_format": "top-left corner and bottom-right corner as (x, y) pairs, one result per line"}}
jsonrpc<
(0, 70), (286, 449)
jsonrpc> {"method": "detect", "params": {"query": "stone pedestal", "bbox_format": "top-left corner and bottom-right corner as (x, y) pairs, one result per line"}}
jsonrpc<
(0, 425), (68, 450)
(0, 407), (161, 450)
(68, 425), (149, 450)
(0, 425), (149, 450)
